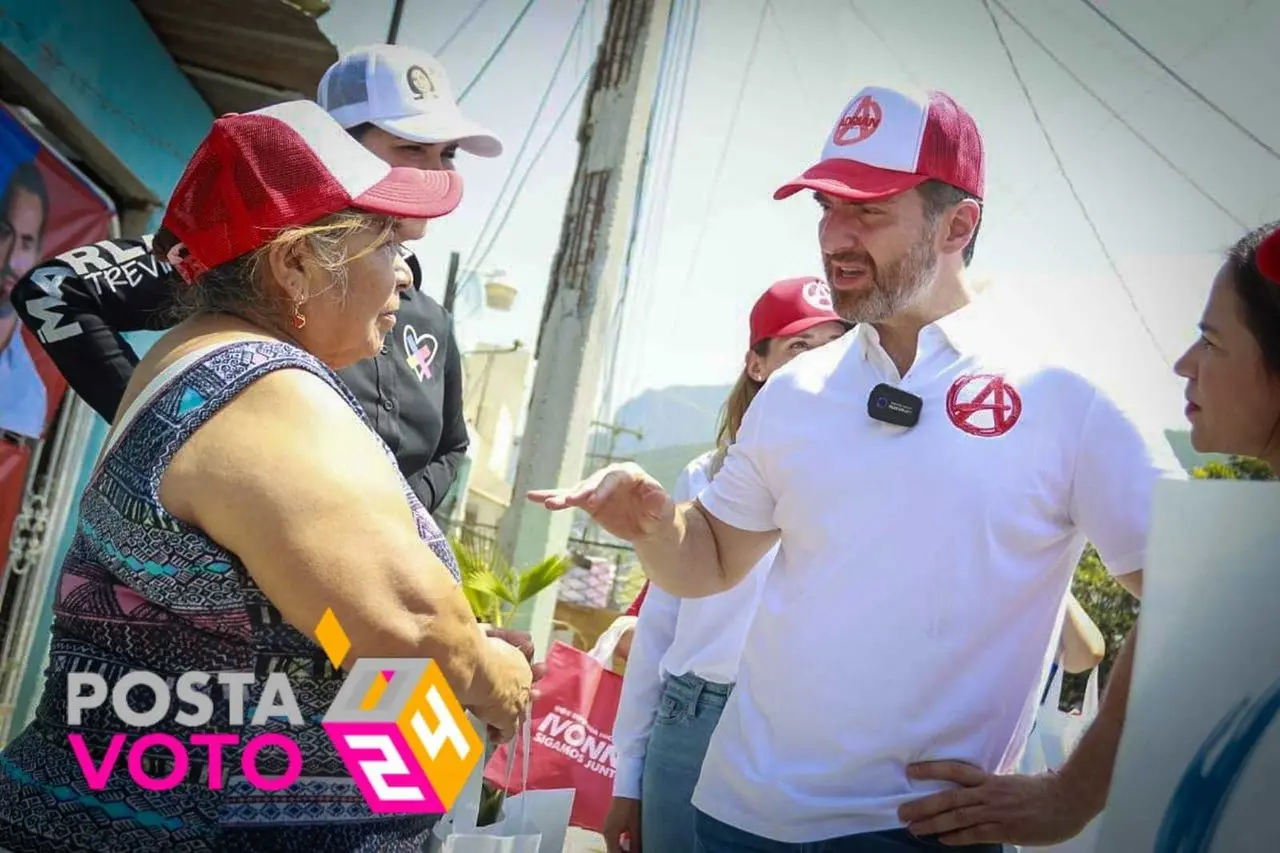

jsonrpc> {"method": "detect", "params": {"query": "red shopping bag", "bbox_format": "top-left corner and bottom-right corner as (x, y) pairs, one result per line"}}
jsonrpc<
(484, 621), (631, 832)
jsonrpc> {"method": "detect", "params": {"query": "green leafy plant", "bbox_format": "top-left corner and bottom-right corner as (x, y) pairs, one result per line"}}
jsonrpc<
(452, 536), (572, 627)
(449, 534), (572, 826)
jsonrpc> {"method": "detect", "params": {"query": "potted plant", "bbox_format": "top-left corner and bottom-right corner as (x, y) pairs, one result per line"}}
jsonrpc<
(451, 535), (571, 826)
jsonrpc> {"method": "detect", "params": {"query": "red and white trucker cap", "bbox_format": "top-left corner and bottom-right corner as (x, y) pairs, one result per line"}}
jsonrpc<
(161, 100), (463, 284)
(775, 85), (985, 203)
(318, 45), (503, 157)
(749, 277), (851, 348)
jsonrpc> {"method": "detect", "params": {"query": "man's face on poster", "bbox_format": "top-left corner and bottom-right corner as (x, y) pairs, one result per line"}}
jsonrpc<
(0, 183), (46, 316)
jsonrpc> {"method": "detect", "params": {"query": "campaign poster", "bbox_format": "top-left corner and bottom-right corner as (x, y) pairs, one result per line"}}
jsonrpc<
(0, 103), (113, 574)
(1097, 479), (1280, 853)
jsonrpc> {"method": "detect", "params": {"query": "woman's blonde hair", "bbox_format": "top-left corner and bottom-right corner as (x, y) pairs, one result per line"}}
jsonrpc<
(709, 339), (771, 477)
(167, 210), (398, 324)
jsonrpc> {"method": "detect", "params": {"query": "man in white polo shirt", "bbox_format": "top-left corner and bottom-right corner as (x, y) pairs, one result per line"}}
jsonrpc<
(529, 84), (1181, 851)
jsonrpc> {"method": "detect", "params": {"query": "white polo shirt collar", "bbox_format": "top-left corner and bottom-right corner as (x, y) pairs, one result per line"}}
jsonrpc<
(852, 297), (993, 380)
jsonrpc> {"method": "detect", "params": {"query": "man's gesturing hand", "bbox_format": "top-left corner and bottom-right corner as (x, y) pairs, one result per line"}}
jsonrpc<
(527, 463), (673, 544)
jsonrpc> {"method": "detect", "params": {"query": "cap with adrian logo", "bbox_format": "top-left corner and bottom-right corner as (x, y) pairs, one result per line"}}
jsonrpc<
(161, 100), (463, 284)
(317, 44), (503, 157)
(775, 85), (984, 203)
(749, 277), (851, 348)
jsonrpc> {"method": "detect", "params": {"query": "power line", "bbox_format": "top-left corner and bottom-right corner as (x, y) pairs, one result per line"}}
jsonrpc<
(988, 0), (1245, 229)
(611, 0), (703, 414)
(981, 0), (1170, 366)
(1075, 0), (1280, 164)
(463, 0), (589, 273)
(600, 0), (698, 422)
(763, 0), (814, 121)
(436, 0), (494, 56)
(457, 0), (537, 103)
(681, 0), (769, 289)
(467, 64), (593, 276)
(846, 0), (921, 88)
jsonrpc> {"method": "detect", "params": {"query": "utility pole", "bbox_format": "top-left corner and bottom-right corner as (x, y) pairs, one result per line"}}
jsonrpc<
(579, 419), (643, 546)
(441, 251), (461, 314)
(497, 0), (672, 655)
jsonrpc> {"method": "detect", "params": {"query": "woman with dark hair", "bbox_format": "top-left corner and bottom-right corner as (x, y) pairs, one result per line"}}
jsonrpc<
(898, 221), (1280, 847)
(1176, 222), (1280, 463)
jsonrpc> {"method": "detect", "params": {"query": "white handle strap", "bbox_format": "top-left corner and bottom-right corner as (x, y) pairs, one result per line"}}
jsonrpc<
(498, 713), (533, 829)
(588, 616), (637, 666)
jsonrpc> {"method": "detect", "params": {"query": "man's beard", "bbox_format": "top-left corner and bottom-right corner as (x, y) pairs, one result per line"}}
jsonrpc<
(825, 224), (939, 324)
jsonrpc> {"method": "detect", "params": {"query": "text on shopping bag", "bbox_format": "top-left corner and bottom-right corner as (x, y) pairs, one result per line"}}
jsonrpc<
(535, 705), (617, 779)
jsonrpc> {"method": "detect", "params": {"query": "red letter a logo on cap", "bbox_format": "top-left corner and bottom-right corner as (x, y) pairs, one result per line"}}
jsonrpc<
(833, 95), (883, 146)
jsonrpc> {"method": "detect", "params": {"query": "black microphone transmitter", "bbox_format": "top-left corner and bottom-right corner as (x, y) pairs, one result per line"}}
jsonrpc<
(867, 383), (923, 428)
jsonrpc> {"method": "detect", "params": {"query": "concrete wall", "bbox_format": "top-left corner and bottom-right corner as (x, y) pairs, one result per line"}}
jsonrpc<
(1, 0), (212, 729)
(461, 346), (534, 527)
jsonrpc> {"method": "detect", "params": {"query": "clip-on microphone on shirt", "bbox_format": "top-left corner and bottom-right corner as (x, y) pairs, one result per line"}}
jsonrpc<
(867, 382), (923, 428)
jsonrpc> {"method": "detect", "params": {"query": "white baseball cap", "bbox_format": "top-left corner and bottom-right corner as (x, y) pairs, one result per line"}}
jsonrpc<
(317, 44), (503, 157)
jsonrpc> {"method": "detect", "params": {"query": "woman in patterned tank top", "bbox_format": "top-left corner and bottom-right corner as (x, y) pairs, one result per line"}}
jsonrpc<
(0, 102), (532, 852)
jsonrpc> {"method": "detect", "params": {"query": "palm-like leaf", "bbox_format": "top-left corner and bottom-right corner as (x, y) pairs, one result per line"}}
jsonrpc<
(451, 536), (501, 623)
(449, 533), (572, 627)
(516, 555), (572, 603)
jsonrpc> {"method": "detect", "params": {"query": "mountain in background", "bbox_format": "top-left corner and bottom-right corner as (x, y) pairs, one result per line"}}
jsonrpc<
(598, 384), (730, 455)
(601, 385), (1214, 480)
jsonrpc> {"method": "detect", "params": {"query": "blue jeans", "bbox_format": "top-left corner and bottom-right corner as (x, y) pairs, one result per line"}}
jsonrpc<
(694, 808), (1004, 852)
(640, 672), (732, 853)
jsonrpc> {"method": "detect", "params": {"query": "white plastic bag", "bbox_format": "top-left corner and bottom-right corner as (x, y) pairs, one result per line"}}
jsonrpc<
(430, 718), (571, 853)
(1009, 665), (1103, 853)
(1022, 664), (1099, 772)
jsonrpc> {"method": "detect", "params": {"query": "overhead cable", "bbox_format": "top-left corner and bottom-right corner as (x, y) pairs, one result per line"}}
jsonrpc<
(610, 0), (703, 413)
(681, 0), (770, 289)
(467, 65), (593, 277)
(601, 0), (699, 421)
(982, 0), (1171, 365)
(1076, 0), (1280, 164)
(463, 0), (589, 272)
(989, 0), (1246, 228)
(458, 0), (538, 103)
(436, 0), (494, 56)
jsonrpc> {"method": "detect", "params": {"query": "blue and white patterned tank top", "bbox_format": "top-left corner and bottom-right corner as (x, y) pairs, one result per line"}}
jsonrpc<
(0, 340), (461, 852)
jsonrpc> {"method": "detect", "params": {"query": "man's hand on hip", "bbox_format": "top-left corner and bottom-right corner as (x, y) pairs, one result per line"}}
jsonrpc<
(897, 761), (1096, 846)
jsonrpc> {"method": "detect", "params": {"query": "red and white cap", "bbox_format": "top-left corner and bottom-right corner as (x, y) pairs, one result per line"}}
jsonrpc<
(775, 85), (985, 203)
(749, 277), (851, 348)
(318, 45), (502, 157)
(161, 100), (463, 283)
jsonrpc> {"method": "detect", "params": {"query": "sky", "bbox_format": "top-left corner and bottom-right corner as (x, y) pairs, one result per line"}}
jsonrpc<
(318, 0), (1280, 437)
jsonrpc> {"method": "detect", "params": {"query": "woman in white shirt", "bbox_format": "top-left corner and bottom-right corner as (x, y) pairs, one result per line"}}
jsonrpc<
(603, 277), (852, 853)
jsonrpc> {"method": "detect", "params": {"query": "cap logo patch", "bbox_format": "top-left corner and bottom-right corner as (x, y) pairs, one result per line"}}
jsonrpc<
(802, 280), (834, 312)
(832, 94), (883, 146)
(406, 66), (437, 100)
